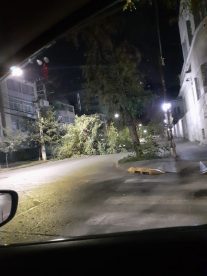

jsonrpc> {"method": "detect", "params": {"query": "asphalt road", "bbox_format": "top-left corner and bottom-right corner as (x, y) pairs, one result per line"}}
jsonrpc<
(0, 154), (207, 244)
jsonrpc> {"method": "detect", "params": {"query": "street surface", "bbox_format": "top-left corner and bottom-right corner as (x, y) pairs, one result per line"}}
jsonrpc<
(0, 145), (207, 244)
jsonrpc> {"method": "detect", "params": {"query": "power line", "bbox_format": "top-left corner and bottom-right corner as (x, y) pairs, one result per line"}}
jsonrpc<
(154, 0), (167, 100)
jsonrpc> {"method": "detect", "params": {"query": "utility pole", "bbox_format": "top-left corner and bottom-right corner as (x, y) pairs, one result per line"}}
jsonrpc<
(33, 56), (50, 161)
(155, 0), (176, 158)
(34, 82), (47, 161)
(155, 0), (167, 100)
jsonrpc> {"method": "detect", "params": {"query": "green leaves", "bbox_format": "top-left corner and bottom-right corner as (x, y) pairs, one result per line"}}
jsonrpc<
(84, 40), (150, 121)
(0, 129), (28, 154)
(123, 0), (138, 11)
(123, 0), (191, 11)
(29, 107), (63, 146)
(56, 115), (133, 159)
(56, 115), (104, 158)
(81, 17), (153, 154)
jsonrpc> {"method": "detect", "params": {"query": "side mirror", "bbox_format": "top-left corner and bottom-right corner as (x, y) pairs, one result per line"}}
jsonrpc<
(0, 190), (18, 227)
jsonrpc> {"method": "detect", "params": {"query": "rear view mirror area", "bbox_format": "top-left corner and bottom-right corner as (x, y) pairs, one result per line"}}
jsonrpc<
(0, 190), (18, 227)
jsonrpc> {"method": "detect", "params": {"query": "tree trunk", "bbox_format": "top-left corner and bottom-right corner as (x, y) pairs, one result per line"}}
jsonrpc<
(125, 112), (142, 157)
(127, 124), (141, 156)
(39, 121), (47, 161)
(41, 143), (47, 161)
(5, 152), (8, 168)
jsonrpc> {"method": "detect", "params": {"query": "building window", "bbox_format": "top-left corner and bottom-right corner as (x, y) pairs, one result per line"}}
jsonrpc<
(68, 106), (74, 113)
(9, 97), (34, 114)
(36, 80), (45, 95)
(182, 95), (188, 113)
(181, 39), (188, 61)
(22, 83), (28, 94)
(11, 121), (17, 131)
(11, 117), (22, 130)
(193, 0), (207, 28)
(21, 83), (34, 95)
(202, 128), (206, 139)
(194, 77), (201, 100)
(201, 63), (207, 89)
(186, 20), (192, 45)
(7, 79), (21, 92)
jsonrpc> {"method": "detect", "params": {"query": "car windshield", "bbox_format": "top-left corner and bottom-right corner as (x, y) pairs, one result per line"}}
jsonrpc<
(1, 0), (207, 245)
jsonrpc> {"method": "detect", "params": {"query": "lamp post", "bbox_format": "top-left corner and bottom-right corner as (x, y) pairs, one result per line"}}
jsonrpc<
(162, 102), (176, 158)
(9, 65), (48, 160)
(32, 57), (50, 161)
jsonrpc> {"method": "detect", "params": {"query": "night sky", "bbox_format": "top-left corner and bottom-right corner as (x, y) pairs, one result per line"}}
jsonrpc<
(42, 1), (183, 107)
(123, 2), (183, 99)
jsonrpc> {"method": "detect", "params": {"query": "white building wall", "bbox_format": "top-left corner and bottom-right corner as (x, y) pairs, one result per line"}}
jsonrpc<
(178, 119), (184, 137)
(174, 119), (184, 138)
(174, 2), (207, 144)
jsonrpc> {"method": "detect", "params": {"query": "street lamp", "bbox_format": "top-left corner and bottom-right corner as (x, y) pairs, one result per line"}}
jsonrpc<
(162, 102), (176, 158)
(10, 66), (23, 77)
(143, 129), (147, 133)
(10, 56), (51, 161)
(10, 64), (47, 161)
(162, 102), (171, 112)
(114, 113), (119, 119)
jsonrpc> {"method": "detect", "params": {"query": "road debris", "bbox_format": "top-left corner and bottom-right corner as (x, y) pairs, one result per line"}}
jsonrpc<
(127, 167), (165, 175)
(200, 161), (207, 174)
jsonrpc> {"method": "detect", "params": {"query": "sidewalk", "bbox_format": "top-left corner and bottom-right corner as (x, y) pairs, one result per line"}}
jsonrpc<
(0, 155), (102, 172)
(118, 139), (207, 173)
(175, 139), (207, 161)
(0, 160), (48, 172)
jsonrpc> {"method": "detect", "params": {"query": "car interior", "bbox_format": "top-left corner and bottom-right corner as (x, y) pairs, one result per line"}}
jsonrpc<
(1, 1), (207, 275)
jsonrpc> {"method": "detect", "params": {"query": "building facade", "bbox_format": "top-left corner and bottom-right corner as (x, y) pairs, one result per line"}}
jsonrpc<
(53, 101), (75, 124)
(0, 75), (76, 139)
(0, 76), (36, 136)
(173, 0), (207, 143)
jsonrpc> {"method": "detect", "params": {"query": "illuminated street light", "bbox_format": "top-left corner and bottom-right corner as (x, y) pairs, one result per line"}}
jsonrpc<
(139, 123), (142, 127)
(36, 59), (43, 66)
(43, 57), (50, 63)
(162, 101), (176, 158)
(114, 113), (119, 119)
(162, 102), (171, 112)
(10, 66), (23, 77)
(143, 129), (147, 133)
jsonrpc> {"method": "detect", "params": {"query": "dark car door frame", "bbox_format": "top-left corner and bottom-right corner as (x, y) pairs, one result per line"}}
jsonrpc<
(0, 0), (122, 78)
